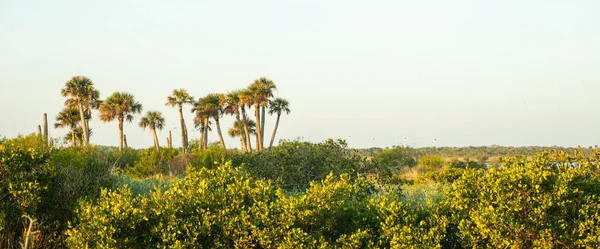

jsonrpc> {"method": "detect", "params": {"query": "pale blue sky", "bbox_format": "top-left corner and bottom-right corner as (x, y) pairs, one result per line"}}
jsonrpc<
(1, 0), (599, 148)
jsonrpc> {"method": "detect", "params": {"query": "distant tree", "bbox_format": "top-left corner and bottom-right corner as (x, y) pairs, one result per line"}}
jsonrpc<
(99, 92), (143, 151)
(228, 116), (256, 151)
(246, 77), (276, 151)
(54, 107), (82, 146)
(166, 89), (194, 153)
(268, 98), (290, 148)
(139, 111), (165, 154)
(60, 76), (99, 145)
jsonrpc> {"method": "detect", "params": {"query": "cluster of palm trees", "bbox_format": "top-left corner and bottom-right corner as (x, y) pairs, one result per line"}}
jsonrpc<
(55, 76), (290, 153)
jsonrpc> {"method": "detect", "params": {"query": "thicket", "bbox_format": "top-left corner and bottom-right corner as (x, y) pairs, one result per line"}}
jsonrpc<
(2, 134), (600, 248)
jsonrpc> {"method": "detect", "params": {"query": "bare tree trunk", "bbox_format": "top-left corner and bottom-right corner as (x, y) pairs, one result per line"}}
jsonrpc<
(198, 127), (204, 150)
(254, 104), (262, 151)
(241, 106), (252, 152)
(269, 113), (281, 148)
(261, 106), (266, 149)
(77, 100), (89, 145)
(43, 113), (48, 147)
(204, 117), (209, 148)
(240, 136), (245, 152)
(215, 118), (226, 149)
(152, 128), (160, 154)
(183, 120), (189, 152)
(118, 117), (124, 151)
(72, 131), (76, 147)
(37, 125), (42, 136)
(167, 131), (173, 149)
(234, 112), (247, 152)
(178, 106), (187, 153)
(123, 134), (128, 149)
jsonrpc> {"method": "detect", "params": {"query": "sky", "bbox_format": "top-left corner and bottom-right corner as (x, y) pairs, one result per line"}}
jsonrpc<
(1, 0), (599, 149)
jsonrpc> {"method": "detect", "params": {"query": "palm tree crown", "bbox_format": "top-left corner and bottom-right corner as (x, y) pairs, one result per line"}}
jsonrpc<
(269, 98), (291, 116)
(98, 92), (143, 151)
(99, 92), (143, 123)
(139, 111), (165, 131)
(166, 89), (195, 108)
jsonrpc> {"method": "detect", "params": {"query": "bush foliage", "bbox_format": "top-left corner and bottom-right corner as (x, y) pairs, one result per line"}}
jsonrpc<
(2, 134), (600, 248)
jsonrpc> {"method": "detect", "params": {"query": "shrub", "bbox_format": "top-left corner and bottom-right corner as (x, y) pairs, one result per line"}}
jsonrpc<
(443, 149), (600, 248)
(243, 139), (389, 190)
(66, 163), (448, 248)
(417, 154), (445, 169)
(372, 145), (418, 168)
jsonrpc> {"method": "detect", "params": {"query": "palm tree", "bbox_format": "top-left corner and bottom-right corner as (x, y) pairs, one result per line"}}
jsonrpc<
(61, 76), (98, 145)
(228, 117), (256, 151)
(64, 127), (93, 147)
(238, 89), (254, 152)
(99, 92), (143, 151)
(247, 77), (277, 151)
(192, 99), (212, 150)
(139, 111), (165, 154)
(268, 98), (290, 148)
(224, 90), (248, 151)
(166, 89), (194, 153)
(54, 107), (82, 146)
(196, 94), (226, 148)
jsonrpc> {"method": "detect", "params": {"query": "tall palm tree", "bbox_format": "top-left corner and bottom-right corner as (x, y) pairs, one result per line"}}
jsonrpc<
(98, 92), (143, 151)
(268, 98), (290, 148)
(224, 90), (248, 151)
(247, 77), (276, 151)
(192, 99), (212, 150)
(139, 111), (165, 154)
(54, 107), (82, 146)
(66, 87), (101, 136)
(61, 76), (98, 145)
(196, 94), (226, 148)
(166, 89), (194, 153)
(228, 117), (256, 151)
(238, 89), (253, 152)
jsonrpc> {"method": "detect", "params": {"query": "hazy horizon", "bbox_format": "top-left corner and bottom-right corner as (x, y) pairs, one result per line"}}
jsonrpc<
(1, 0), (599, 149)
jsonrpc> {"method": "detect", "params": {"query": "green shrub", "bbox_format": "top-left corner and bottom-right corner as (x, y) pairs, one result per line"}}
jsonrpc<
(443, 149), (600, 248)
(243, 139), (389, 191)
(125, 148), (179, 178)
(417, 154), (445, 169)
(372, 145), (418, 168)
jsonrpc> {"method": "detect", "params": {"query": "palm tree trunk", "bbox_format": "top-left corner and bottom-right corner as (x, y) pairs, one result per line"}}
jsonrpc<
(168, 130), (173, 149)
(118, 117), (124, 151)
(204, 117), (209, 148)
(239, 136), (245, 152)
(152, 128), (160, 154)
(269, 113), (281, 148)
(199, 127), (204, 150)
(183, 121), (189, 151)
(43, 113), (48, 147)
(234, 112), (247, 152)
(178, 106), (187, 153)
(77, 100), (89, 145)
(214, 118), (226, 149)
(124, 134), (128, 149)
(254, 104), (262, 151)
(260, 106), (266, 148)
(71, 130), (76, 147)
(241, 106), (252, 152)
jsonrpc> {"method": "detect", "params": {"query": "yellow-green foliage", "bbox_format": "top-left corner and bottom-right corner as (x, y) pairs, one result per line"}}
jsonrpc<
(66, 163), (445, 248)
(417, 154), (445, 169)
(444, 149), (600, 248)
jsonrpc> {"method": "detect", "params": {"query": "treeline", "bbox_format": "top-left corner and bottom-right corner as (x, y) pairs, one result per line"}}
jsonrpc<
(54, 76), (290, 153)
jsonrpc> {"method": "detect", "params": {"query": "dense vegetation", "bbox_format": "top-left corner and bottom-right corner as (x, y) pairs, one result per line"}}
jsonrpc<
(2, 133), (600, 248)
